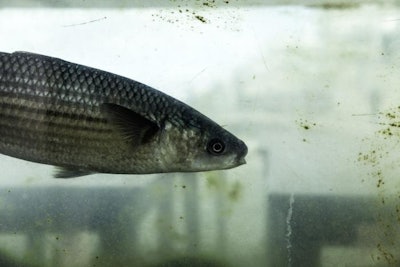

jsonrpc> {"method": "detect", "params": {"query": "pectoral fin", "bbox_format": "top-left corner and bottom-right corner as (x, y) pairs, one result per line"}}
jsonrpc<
(54, 167), (93, 178)
(100, 103), (159, 147)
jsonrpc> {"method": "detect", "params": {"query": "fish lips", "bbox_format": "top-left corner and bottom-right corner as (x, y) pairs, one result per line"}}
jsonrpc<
(235, 140), (248, 166)
(237, 157), (247, 166)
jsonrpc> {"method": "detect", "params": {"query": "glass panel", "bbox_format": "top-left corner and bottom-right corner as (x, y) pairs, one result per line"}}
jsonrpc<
(0, 1), (399, 266)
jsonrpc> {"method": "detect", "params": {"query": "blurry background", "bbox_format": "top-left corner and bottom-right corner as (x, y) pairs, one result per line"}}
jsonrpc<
(0, 0), (400, 266)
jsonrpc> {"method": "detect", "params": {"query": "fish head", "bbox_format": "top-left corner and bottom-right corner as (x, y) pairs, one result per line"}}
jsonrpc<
(100, 103), (246, 174)
(191, 126), (248, 172)
(163, 115), (248, 172)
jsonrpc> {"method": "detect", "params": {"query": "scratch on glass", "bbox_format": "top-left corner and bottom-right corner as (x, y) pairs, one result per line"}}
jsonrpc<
(286, 193), (295, 267)
(62, 16), (107, 27)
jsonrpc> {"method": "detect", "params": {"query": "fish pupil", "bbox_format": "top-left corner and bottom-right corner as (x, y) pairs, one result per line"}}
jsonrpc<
(207, 138), (225, 155)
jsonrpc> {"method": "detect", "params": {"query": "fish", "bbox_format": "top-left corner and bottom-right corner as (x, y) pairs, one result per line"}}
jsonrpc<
(0, 51), (247, 178)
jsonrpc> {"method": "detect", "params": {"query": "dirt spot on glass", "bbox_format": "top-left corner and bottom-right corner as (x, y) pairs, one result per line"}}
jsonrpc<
(295, 119), (316, 130)
(151, 0), (241, 30)
(195, 15), (207, 23)
(357, 106), (400, 264)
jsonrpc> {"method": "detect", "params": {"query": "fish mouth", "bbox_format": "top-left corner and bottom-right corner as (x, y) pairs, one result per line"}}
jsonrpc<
(237, 157), (246, 166)
(236, 140), (248, 166)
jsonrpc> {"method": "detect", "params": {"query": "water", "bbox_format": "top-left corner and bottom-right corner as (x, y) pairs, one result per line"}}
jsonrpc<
(0, 1), (400, 266)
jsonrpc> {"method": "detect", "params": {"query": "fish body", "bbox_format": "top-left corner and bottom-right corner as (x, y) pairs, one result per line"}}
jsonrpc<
(0, 52), (247, 177)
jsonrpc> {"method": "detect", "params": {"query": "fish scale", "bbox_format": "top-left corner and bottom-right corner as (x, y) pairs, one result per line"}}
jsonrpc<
(0, 51), (247, 177)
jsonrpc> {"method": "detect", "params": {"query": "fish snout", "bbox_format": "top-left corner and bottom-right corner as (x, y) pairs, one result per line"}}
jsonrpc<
(236, 140), (248, 165)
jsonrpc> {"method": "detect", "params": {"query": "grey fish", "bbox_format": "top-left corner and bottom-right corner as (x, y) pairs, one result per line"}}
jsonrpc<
(0, 51), (247, 178)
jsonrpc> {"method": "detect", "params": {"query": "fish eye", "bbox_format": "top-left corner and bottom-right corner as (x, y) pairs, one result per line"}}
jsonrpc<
(207, 138), (225, 155)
